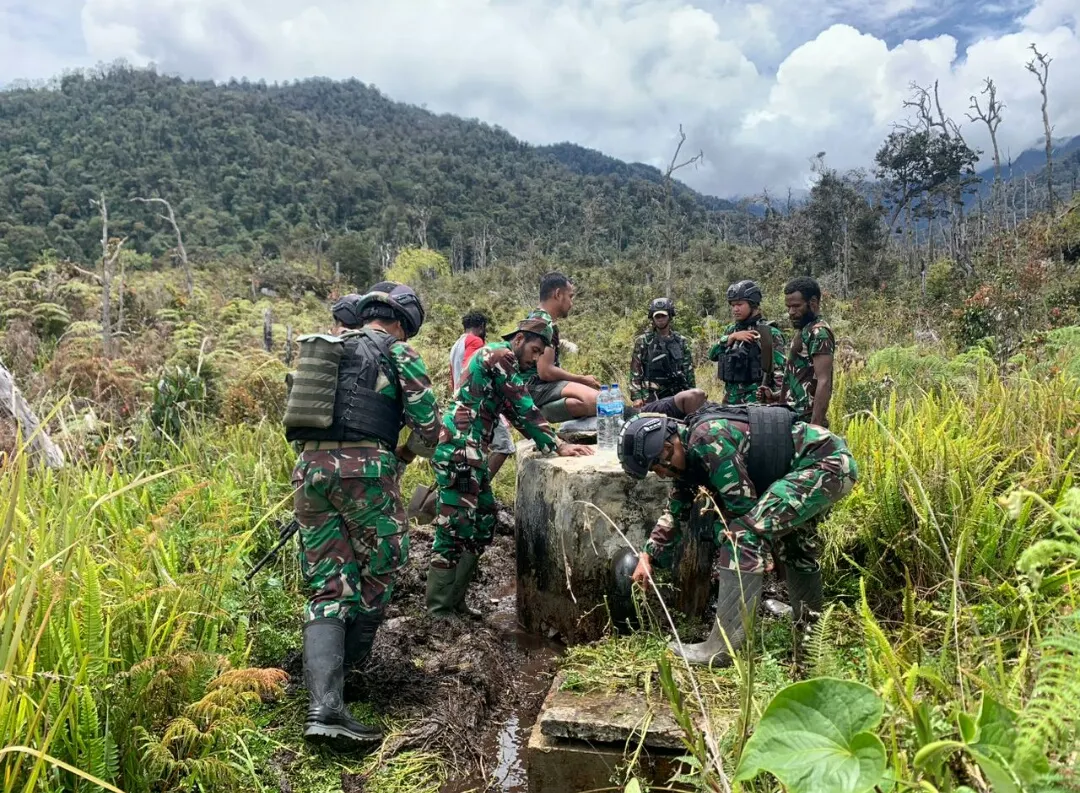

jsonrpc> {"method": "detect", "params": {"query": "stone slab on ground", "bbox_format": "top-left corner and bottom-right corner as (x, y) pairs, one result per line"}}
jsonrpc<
(538, 673), (684, 750)
(515, 440), (670, 643)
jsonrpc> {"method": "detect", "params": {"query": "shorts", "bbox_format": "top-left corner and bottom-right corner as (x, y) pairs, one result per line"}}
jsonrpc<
(491, 418), (516, 456)
(528, 378), (569, 407)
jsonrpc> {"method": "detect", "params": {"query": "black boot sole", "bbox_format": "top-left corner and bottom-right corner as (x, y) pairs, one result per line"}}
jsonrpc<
(304, 722), (383, 748)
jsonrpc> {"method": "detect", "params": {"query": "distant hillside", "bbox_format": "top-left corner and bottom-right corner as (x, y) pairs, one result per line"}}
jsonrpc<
(0, 66), (730, 271)
(966, 133), (1080, 206)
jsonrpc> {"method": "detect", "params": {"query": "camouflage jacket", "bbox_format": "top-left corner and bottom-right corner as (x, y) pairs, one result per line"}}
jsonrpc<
(643, 419), (758, 563)
(523, 307), (560, 384)
(295, 330), (440, 478)
(629, 330), (695, 402)
(708, 318), (786, 405)
(434, 341), (558, 467)
(783, 318), (835, 421)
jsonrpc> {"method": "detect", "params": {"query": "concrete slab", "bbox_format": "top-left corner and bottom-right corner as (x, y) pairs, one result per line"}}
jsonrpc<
(538, 678), (685, 750)
(515, 440), (716, 642)
(515, 441), (669, 643)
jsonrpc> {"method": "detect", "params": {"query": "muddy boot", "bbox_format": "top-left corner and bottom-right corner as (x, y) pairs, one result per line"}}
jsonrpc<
(786, 568), (823, 669)
(303, 619), (383, 747)
(670, 569), (762, 667)
(426, 563), (458, 619)
(452, 552), (482, 618)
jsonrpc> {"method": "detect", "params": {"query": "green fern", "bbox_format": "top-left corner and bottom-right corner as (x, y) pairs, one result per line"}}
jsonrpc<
(81, 550), (107, 681)
(807, 604), (841, 679)
(1016, 612), (1080, 769)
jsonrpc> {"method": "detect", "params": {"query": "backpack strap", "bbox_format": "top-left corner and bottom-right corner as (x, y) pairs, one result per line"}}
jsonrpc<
(757, 321), (774, 387)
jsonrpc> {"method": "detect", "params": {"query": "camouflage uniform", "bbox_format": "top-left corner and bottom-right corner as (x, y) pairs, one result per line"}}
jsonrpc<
(643, 417), (857, 574)
(629, 330), (696, 403)
(708, 319), (786, 405)
(783, 318), (835, 422)
(291, 332), (440, 623)
(432, 341), (558, 565)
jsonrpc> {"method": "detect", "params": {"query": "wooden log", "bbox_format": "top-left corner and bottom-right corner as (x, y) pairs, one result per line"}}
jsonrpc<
(0, 362), (64, 469)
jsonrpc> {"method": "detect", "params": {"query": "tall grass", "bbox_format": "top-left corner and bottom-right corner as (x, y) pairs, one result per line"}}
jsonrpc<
(1, 420), (297, 793)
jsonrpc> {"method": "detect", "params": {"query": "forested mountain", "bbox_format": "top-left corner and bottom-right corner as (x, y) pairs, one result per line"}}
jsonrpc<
(0, 65), (730, 271)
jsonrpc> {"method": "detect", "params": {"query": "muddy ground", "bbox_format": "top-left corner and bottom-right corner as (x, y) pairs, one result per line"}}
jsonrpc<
(275, 505), (559, 792)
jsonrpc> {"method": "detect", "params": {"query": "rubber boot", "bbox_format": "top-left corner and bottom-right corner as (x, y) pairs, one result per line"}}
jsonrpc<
(452, 552), (482, 618)
(343, 611), (383, 671)
(426, 563), (459, 619)
(302, 619), (383, 747)
(670, 569), (763, 667)
(786, 568), (823, 669)
(785, 568), (823, 624)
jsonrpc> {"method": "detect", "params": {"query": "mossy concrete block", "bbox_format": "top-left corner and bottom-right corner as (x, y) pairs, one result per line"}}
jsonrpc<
(514, 441), (669, 643)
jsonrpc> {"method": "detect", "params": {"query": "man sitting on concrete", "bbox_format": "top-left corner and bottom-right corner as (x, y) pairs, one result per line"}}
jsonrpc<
(524, 272), (601, 422)
(616, 403), (857, 666)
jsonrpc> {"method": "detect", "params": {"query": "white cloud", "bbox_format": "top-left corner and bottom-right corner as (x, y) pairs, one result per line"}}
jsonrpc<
(3, 0), (1079, 196)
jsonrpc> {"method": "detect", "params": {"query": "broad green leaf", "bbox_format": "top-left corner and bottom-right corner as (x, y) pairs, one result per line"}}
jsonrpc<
(624, 779), (642, 793)
(971, 695), (1016, 761)
(734, 678), (887, 793)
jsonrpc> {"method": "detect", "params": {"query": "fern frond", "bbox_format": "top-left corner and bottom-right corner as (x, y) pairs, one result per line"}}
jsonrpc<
(1017, 612), (1080, 767)
(807, 604), (840, 679)
(207, 667), (287, 702)
(81, 549), (106, 680)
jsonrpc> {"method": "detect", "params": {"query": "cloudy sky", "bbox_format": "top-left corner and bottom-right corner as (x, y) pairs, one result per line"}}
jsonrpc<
(1, 0), (1078, 197)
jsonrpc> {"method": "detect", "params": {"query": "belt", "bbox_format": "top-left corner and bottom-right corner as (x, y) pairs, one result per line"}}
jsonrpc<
(301, 440), (382, 452)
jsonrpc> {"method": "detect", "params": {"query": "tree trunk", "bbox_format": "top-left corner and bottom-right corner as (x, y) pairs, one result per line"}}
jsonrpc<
(0, 362), (64, 469)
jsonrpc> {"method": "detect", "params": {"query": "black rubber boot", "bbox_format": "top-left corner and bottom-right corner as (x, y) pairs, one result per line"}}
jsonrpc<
(426, 563), (458, 619)
(670, 569), (763, 667)
(303, 619), (383, 747)
(452, 552), (482, 618)
(343, 611), (383, 670)
(785, 568), (823, 624)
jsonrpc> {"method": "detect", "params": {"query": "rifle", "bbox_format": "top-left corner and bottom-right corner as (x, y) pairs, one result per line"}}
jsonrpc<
(244, 519), (300, 584)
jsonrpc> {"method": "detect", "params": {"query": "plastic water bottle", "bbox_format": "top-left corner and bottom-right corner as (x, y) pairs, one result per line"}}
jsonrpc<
(597, 384), (624, 458)
(597, 385), (617, 457)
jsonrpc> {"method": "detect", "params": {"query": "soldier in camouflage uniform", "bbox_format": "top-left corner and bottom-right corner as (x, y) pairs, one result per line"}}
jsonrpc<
(287, 282), (440, 747)
(617, 405), (857, 666)
(629, 297), (696, 406)
(426, 316), (593, 617)
(762, 277), (835, 426)
(708, 280), (786, 405)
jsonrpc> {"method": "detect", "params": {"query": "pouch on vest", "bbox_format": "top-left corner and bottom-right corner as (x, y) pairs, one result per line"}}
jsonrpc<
(283, 334), (344, 429)
(686, 402), (796, 494)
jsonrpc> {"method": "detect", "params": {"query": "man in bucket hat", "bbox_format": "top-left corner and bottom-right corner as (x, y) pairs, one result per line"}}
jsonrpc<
(425, 316), (593, 618)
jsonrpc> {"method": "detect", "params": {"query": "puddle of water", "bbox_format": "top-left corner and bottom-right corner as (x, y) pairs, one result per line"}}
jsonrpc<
(441, 580), (563, 792)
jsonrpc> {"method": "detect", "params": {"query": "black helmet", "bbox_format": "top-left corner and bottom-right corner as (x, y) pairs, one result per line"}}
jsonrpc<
(617, 415), (676, 479)
(726, 280), (762, 306)
(356, 281), (426, 338)
(331, 293), (364, 327)
(648, 297), (675, 318)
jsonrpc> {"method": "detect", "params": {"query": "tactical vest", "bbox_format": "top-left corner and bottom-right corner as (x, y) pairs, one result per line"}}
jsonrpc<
(644, 333), (686, 388)
(683, 402), (796, 494)
(284, 329), (404, 447)
(717, 321), (774, 386)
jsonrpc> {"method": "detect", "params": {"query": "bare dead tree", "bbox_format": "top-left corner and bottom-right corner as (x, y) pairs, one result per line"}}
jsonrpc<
(410, 205), (431, 249)
(966, 77), (1005, 185)
(263, 309), (273, 353)
(1026, 44), (1055, 214)
(661, 124), (704, 293)
(0, 362), (65, 469)
(132, 196), (192, 298)
(90, 194), (127, 358)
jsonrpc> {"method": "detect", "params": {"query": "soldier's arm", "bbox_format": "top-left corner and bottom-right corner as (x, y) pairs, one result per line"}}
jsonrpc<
(629, 336), (647, 402)
(494, 351), (559, 453)
(391, 342), (442, 449)
(808, 326), (836, 426)
(708, 324), (735, 361)
(642, 484), (694, 567)
(770, 326), (787, 393)
(682, 336), (696, 387)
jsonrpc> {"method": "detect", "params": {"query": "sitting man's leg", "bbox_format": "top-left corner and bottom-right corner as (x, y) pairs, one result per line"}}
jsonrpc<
(532, 379), (598, 421)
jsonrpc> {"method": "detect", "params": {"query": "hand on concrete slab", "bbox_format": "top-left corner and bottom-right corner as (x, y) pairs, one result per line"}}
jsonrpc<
(557, 443), (594, 457)
(631, 553), (652, 586)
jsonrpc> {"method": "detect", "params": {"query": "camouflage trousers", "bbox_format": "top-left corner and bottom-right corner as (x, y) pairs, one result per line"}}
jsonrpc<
(431, 457), (496, 568)
(716, 423), (857, 574)
(291, 451), (408, 623)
